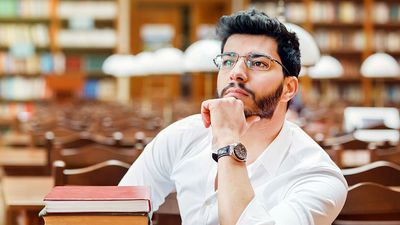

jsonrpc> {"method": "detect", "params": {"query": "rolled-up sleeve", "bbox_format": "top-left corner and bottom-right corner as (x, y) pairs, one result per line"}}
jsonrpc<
(236, 169), (348, 225)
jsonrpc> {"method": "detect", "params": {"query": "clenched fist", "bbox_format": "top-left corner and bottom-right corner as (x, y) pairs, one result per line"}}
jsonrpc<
(201, 97), (260, 150)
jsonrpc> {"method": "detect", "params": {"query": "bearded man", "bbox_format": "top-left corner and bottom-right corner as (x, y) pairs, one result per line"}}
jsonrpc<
(120, 9), (347, 225)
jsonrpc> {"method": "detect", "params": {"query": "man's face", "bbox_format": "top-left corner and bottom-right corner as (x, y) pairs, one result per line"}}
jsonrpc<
(217, 34), (286, 119)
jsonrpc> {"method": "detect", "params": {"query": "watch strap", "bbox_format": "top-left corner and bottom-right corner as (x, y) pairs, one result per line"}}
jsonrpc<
(212, 145), (231, 162)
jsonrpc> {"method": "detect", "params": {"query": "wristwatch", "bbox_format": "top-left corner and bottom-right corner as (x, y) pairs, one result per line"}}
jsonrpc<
(212, 142), (247, 162)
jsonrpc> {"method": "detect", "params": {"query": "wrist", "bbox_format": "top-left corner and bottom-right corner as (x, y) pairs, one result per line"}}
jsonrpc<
(218, 154), (246, 166)
(212, 138), (239, 151)
(212, 136), (240, 151)
(212, 142), (247, 163)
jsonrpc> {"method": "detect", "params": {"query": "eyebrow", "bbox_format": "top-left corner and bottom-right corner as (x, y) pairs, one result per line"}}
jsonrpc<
(222, 51), (275, 59)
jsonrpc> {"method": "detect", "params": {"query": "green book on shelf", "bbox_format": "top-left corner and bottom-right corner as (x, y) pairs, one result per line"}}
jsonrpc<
(0, 0), (17, 18)
(85, 55), (108, 72)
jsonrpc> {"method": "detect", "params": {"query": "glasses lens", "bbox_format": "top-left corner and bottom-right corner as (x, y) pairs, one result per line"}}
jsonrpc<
(247, 55), (272, 71)
(216, 53), (237, 70)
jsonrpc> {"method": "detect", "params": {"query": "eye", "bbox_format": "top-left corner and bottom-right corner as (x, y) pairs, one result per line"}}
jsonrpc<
(250, 60), (270, 70)
(222, 58), (235, 68)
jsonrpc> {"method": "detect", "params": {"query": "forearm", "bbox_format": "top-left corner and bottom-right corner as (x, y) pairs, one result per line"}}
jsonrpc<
(218, 156), (254, 225)
(201, 97), (259, 224)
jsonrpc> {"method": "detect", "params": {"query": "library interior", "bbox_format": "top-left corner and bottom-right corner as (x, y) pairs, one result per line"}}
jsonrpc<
(0, 0), (400, 224)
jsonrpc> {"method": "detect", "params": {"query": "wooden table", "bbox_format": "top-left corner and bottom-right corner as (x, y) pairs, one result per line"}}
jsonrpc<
(0, 147), (48, 175)
(2, 176), (54, 225)
(1, 132), (32, 147)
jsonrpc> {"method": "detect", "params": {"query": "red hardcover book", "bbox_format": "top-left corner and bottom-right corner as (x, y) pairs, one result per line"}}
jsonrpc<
(65, 55), (82, 72)
(43, 186), (151, 213)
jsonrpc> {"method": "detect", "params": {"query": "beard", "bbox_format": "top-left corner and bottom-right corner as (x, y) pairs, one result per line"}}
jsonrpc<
(218, 82), (283, 119)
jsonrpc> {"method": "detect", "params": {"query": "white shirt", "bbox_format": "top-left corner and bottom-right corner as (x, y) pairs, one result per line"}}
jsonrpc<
(119, 114), (348, 225)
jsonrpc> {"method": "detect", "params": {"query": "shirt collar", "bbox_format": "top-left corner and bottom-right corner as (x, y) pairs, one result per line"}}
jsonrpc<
(248, 120), (293, 177)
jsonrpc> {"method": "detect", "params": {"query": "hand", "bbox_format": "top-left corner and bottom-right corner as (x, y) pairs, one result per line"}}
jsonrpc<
(201, 97), (260, 149)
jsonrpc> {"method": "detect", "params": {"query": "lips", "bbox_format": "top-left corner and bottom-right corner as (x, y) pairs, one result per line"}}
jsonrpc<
(224, 88), (249, 98)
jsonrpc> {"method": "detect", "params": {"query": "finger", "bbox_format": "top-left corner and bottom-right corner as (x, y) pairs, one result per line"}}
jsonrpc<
(201, 100), (212, 128)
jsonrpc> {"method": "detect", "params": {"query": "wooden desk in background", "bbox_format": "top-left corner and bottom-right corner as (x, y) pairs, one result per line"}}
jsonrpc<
(1, 132), (32, 147)
(2, 176), (53, 225)
(0, 147), (48, 176)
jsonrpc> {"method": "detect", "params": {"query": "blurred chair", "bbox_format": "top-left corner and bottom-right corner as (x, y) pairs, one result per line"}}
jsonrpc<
(342, 161), (400, 186)
(334, 182), (400, 224)
(324, 145), (344, 168)
(54, 142), (142, 168)
(372, 148), (400, 165)
(53, 159), (130, 186)
(153, 192), (181, 225)
(343, 107), (400, 133)
(323, 134), (371, 150)
(46, 130), (133, 160)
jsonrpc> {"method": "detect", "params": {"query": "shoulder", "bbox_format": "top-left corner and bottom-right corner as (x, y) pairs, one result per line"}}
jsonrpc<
(284, 120), (343, 175)
(280, 121), (347, 196)
(152, 114), (210, 155)
(159, 114), (207, 137)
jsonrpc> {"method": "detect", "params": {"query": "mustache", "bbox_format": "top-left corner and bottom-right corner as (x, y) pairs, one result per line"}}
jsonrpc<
(219, 83), (256, 100)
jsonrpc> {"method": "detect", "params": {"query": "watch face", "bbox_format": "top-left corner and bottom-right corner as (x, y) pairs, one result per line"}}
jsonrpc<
(233, 143), (247, 161)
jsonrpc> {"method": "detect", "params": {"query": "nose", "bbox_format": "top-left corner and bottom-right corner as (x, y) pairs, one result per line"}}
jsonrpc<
(228, 57), (249, 83)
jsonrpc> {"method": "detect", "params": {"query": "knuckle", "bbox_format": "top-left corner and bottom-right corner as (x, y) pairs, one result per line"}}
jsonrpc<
(226, 97), (236, 103)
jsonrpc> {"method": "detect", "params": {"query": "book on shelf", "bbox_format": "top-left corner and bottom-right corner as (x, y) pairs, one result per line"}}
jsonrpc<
(65, 55), (82, 72)
(0, 0), (18, 18)
(85, 55), (108, 72)
(83, 78), (116, 101)
(43, 186), (151, 213)
(374, 31), (400, 52)
(65, 54), (108, 73)
(97, 78), (116, 101)
(0, 76), (45, 100)
(0, 24), (49, 48)
(0, 102), (35, 119)
(58, 1), (117, 20)
(314, 30), (364, 52)
(84, 79), (98, 99)
(57, 29), (116, 48)
(0, 0), (49, 18)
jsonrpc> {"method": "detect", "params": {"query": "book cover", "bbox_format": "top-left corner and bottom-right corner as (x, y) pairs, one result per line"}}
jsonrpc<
(65, 55), (82, 72)
(43, 186), (151, 213)
(83, 79), (98, 99)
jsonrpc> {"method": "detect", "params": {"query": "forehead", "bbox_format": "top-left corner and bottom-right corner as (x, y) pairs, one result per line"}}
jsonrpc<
(223, 34), (280, 59)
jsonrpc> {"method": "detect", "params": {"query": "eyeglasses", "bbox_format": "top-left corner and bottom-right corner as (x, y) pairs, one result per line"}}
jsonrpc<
(213, 52), (290, 74)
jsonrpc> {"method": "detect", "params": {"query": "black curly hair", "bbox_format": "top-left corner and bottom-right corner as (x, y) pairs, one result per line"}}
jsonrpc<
(216, 9), (301, 77)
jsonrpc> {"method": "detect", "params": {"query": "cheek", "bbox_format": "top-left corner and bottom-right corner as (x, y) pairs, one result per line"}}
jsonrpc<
(251, 76), (282, 96)
(216, 73), (228, 93)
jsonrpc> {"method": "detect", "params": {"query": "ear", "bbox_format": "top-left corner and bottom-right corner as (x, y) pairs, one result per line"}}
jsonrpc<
(281, 76), (298, 103)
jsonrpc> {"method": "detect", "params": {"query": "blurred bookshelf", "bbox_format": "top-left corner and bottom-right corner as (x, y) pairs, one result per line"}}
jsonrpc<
(0, 0), (119, 120)
(128, 0), (231, 101)
(247, 0), (400, 108)
(0, 0), (398, 120)
(55, 0), (118, 101)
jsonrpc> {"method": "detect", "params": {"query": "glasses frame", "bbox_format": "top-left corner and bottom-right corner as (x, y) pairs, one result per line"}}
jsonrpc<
(213, 52), (290, 75)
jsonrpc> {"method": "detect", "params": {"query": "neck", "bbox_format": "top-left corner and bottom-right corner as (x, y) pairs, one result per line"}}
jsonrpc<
(241, 104), (287, 164)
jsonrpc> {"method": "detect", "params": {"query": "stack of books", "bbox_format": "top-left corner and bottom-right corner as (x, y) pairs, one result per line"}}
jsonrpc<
(41, 186), (151, 225)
